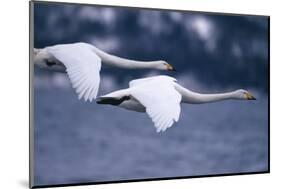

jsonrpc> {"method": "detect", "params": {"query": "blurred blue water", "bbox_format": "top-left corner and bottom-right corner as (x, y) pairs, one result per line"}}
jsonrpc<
(34, 87), (268, 186)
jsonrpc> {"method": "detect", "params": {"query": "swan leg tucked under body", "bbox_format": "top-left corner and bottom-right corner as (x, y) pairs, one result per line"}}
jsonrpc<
(33, 42), (175, 102)
(96, 75), (256, 132)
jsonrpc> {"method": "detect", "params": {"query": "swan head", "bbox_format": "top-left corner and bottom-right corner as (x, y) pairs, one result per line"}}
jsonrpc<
(155, 60), (175, 71)
(234, 89), (256, 100)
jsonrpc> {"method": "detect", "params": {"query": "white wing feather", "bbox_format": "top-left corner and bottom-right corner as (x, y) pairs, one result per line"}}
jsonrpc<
(130, 77), (181, 132)
(129, 75), (177, 88)
(46, 43), (101, 102)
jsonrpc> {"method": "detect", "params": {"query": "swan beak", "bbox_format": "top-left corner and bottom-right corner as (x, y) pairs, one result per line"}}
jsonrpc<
(245, 92), (256, 100)
(166, 64), (176, 71)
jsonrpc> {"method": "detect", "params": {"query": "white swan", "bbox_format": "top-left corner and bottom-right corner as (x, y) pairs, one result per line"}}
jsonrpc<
(33, 42), (174, 102)
(96, 75), (256, 132)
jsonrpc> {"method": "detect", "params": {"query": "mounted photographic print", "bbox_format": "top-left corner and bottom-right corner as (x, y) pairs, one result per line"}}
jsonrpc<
(29, 0), (270, 188)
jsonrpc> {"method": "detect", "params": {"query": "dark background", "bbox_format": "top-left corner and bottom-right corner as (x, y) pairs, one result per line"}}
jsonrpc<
(33, 1), (269, 186)
(34, 2), (268, 93)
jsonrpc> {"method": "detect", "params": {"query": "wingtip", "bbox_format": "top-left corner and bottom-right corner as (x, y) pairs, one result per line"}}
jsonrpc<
(78, 93), (83, 100)
(156, 127), (165, 133)
(77, 94), (95, 102)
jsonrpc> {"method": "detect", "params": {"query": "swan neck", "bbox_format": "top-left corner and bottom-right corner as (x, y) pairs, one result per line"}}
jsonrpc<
(91, 45), (160, 69)
(175, 84), (237, 104)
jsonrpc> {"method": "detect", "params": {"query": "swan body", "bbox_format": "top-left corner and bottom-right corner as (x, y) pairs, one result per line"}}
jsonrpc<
(33, 42), (174, 102)
(96, 75), (256, 132)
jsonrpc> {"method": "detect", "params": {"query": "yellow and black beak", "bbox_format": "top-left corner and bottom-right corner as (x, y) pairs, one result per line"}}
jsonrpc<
(166, 64), (176, 71)
(245, 92), (256, 100)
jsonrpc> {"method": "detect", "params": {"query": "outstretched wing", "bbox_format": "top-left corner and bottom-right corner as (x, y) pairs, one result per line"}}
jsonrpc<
(129, 75), (177, 88)
(130, 78), (181, 132)
(47, 43), (101, 102)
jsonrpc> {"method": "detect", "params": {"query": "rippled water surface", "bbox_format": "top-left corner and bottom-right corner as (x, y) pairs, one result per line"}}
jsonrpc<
(34, 87), (268, 186)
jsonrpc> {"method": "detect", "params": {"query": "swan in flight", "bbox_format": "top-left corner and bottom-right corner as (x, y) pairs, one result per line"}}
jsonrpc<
(33, 42), (174, 102)
(96, 76), (256, 133)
